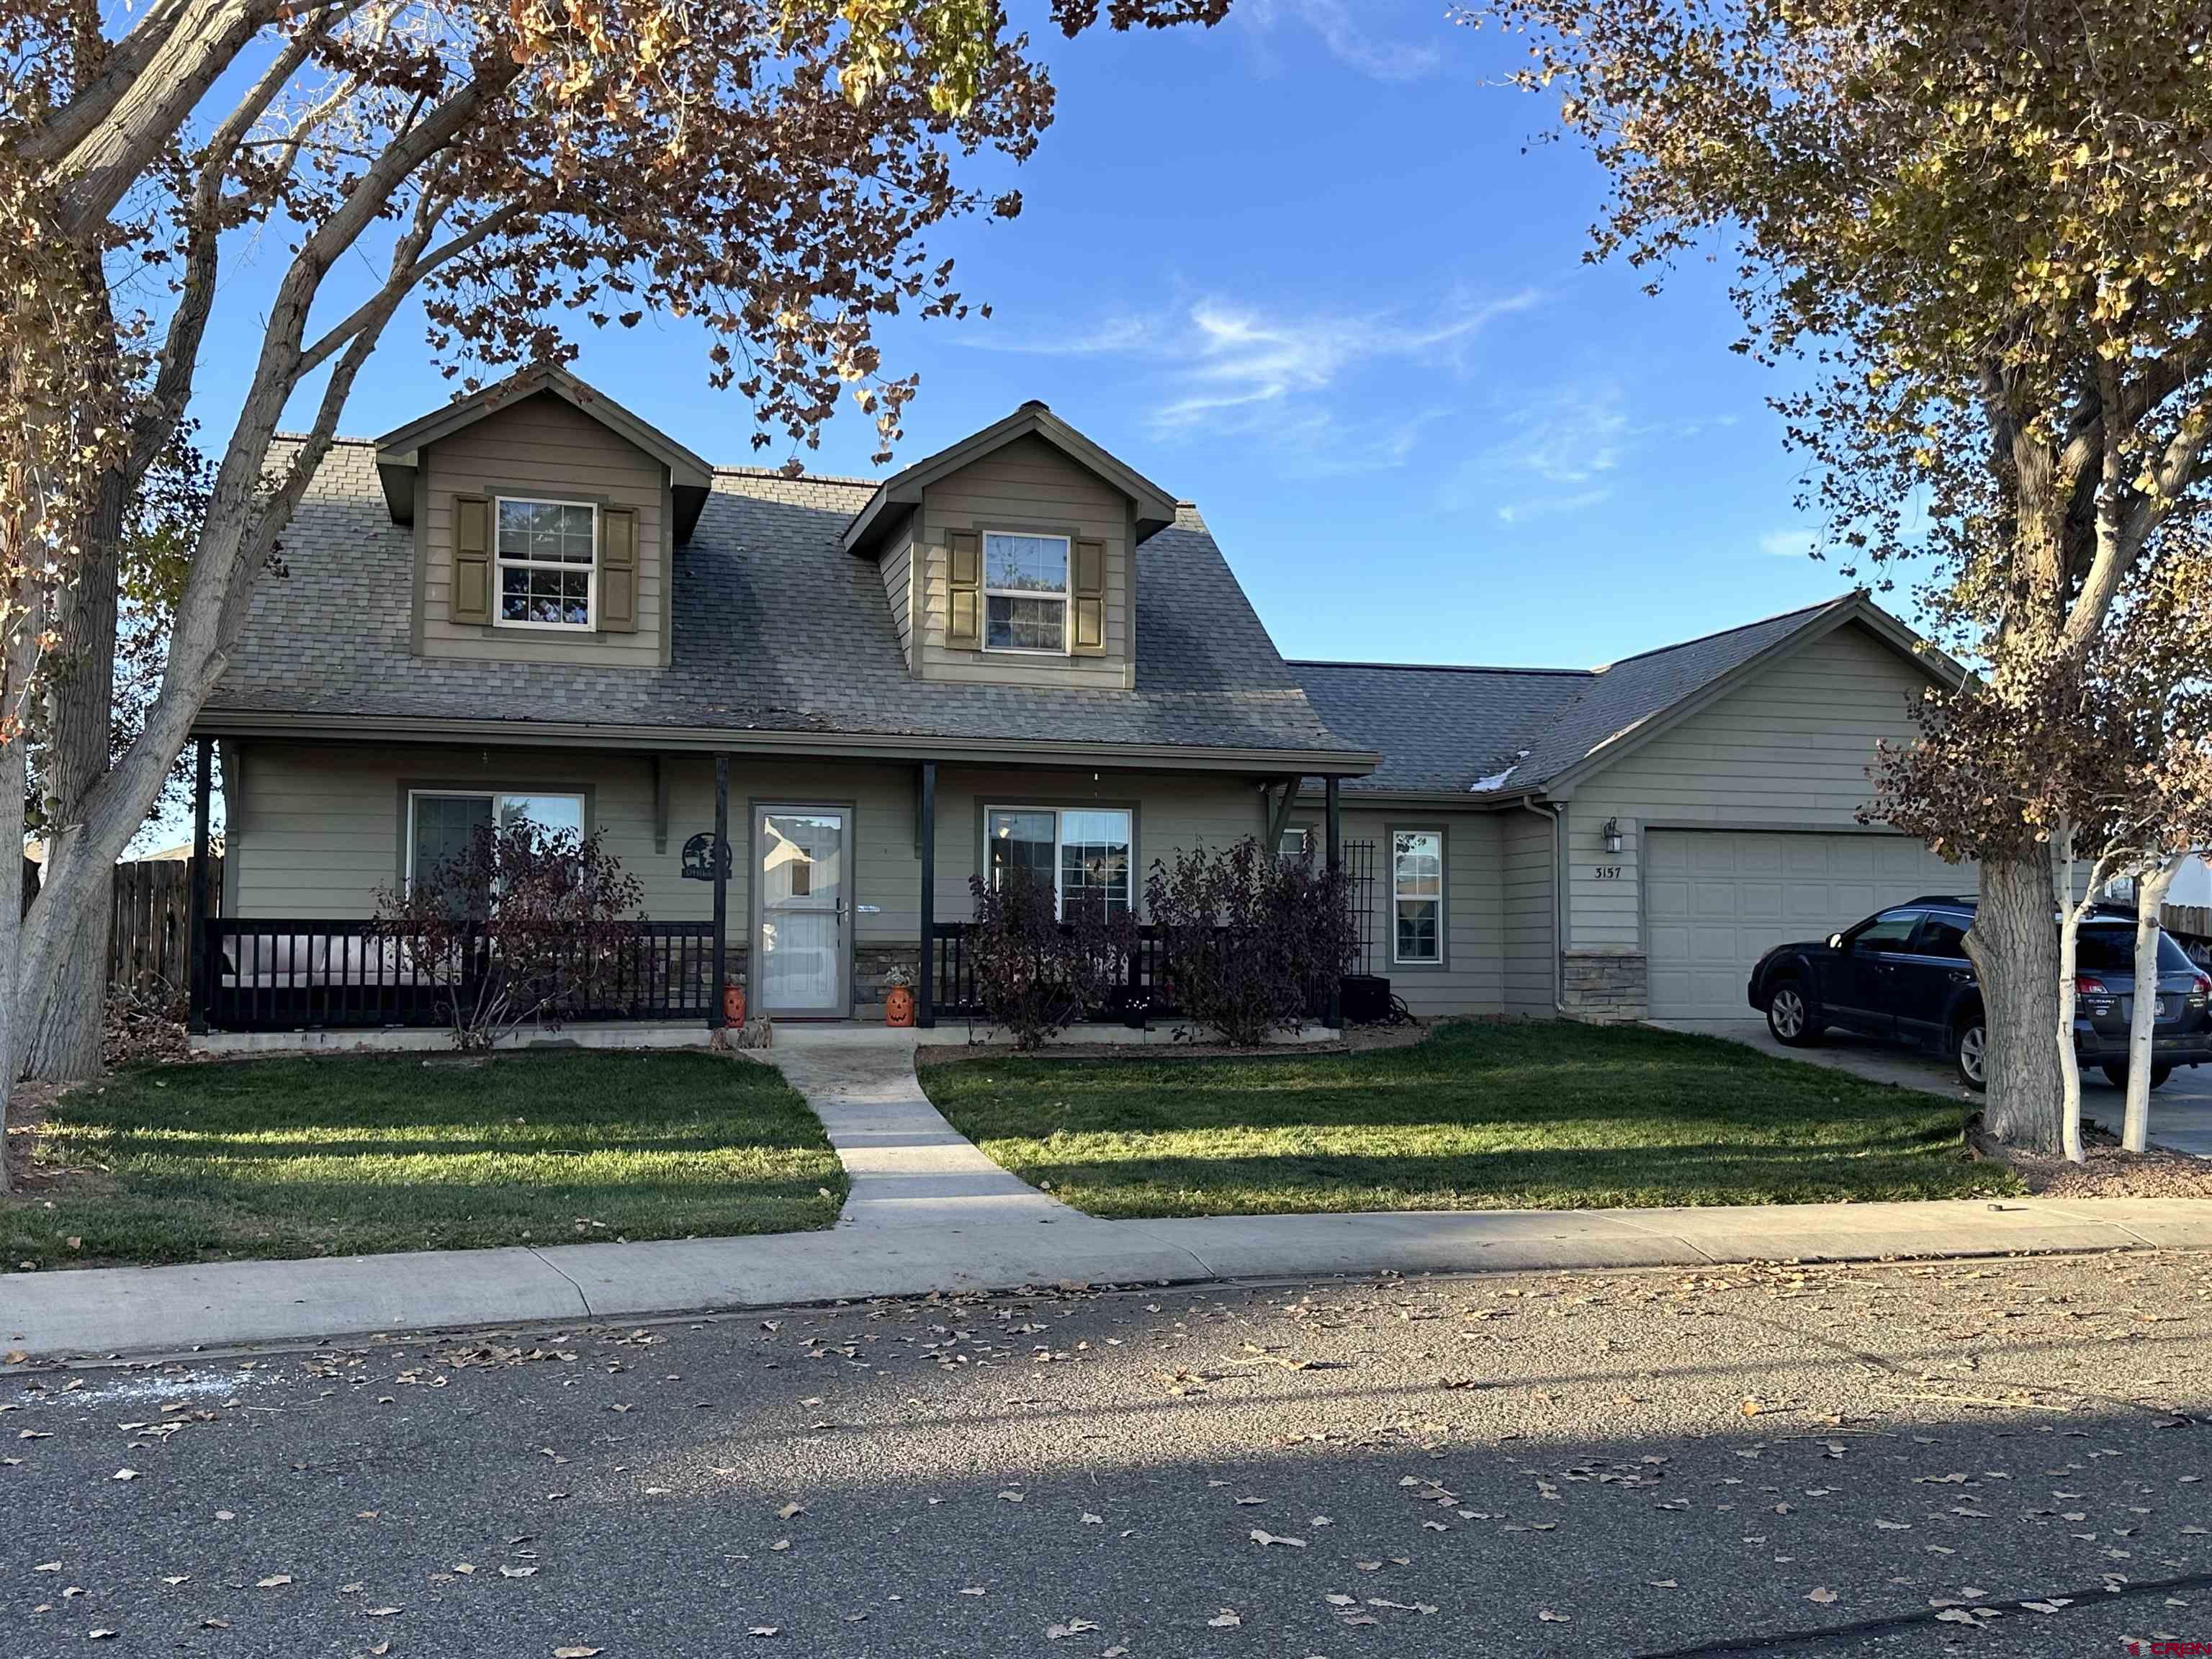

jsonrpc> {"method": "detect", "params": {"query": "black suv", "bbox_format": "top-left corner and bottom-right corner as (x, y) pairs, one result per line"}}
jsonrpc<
(1745, 896), (2212, 1090)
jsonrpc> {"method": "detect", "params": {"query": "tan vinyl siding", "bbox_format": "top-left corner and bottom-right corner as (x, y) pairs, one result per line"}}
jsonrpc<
(1565, 623), (1944, 952)
(1339, 807), (1504, 1019)
(914, 436), (1135, 691)
(932, 766), (1263, 920)
(228, 744), (1277, 946)
(419, 392), (665, 668)
(881, 529), (916, 670)
(1501, 807), (1556, 1015)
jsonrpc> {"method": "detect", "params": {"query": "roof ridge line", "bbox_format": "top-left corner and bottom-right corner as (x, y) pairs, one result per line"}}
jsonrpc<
(1291, 658), (1597, 677)
(1590, 591), (1861, 671)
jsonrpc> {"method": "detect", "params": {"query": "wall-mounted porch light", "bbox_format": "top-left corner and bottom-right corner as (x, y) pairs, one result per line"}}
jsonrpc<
(1602, 817), (1624, 855)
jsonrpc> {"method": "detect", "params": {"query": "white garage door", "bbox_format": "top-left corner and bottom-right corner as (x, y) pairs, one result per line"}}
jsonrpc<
(1645, 830), (1974, 1020)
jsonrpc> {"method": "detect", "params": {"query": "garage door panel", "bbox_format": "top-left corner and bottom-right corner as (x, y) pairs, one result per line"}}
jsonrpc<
(1645, 830), (1974, 1020)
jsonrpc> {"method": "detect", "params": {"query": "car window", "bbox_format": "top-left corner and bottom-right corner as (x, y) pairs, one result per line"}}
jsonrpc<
(1851, 910), (1921, 950)
(1912, 914), (1972, 958)
(2077, 927), (2197, 974)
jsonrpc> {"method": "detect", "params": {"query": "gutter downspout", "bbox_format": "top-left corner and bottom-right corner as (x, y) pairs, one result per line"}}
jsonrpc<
(1516, 796), (1570, 1016)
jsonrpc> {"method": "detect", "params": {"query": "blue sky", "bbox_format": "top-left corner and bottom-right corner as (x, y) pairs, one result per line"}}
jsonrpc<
(217, 0), (1866, 672)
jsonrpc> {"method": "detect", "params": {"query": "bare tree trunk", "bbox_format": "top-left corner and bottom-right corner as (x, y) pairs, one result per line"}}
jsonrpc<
(1971, 848), (2064, 1150)
(0, 728), (21, 1195)
(2124, 853), (2188, 1152)
(2052, 822), (2086, 1164)
(26, 465), (125, 1082)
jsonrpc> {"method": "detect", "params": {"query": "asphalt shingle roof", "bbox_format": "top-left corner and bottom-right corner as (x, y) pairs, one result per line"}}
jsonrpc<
(1295, 596), (1860, 796)
(210, 439), (1357, 759)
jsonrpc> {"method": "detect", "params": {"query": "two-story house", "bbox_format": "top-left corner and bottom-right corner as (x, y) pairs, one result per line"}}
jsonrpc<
(190, 362), (1967, 1042)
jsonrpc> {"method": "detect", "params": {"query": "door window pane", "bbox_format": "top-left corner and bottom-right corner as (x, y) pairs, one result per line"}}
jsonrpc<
(1913, 915), (1970, 958)
(1393, 830), (1444, 964)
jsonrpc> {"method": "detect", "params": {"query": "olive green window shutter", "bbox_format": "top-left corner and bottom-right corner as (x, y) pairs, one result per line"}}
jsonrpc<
(451, 495), (493, 626)
(1071, 537), (1107, 655)
(946, 529), (981, 648)
(599, 505), (639, 633)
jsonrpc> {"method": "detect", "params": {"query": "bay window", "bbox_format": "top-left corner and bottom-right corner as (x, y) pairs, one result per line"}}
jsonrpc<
(986, 805), (1133, 915)
(1393, 827), (1444, 966)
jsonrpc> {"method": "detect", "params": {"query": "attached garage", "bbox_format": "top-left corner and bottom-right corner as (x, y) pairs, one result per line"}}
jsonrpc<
(1645, 829), (1974, 1020)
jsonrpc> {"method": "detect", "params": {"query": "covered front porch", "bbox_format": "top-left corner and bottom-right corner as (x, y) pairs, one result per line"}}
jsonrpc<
(185, 732), (1355, 1038)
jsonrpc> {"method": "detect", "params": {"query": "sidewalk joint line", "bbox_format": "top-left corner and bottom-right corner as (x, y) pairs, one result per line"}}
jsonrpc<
(523, 1248), (594, 1318)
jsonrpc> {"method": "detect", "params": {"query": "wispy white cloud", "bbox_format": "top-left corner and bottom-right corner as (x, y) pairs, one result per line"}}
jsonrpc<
(958, 315), (1161, 358)
(1241, 0), (1444, 83)
(1458, 383), (1750, 524)
(957, 287), (1539, 473)
(1150, 289), (1542, 429)
(1759, 526), (1817, 559)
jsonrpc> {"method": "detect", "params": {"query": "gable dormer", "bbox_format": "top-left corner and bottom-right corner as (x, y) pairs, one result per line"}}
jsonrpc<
(843, 402), (1178, 691)
(374, 364), (711, 670)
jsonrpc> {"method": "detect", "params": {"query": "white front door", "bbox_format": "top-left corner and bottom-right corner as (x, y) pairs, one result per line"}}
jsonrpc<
(756, 806), (848, 1015)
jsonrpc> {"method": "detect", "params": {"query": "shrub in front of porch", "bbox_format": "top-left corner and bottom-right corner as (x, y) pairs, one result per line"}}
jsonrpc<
(1146, 838), (1357, 1044)
(966, 868), (1133, 1048)
(2, 1049), (844, 1267)
(371, 822), (646, 1051)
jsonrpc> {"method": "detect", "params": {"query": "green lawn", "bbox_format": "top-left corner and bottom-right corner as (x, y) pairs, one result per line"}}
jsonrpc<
(921, 1020), (2019, 1218)
(4, 1049), (845, 1268)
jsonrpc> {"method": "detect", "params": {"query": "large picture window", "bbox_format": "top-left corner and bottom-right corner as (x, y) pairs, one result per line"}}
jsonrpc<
(986, 805), (1132, 914)
(406, 790), (585, 887)
(495, 497), (597, 630)
(1393, 828), (1444, 966)
(982, 532), (1069, 653)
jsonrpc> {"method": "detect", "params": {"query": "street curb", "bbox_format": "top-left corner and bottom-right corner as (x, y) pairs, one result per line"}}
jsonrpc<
(5, 1197), (2210, 1363)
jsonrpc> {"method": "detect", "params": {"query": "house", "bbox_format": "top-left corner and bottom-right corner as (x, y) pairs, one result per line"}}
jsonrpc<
(1294, 595), (1971, 1024)
(190, 363), (1966, 1038)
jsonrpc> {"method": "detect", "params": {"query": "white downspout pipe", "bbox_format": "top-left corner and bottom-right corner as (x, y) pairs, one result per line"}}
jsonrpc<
(1517, 797), (1570, 1016)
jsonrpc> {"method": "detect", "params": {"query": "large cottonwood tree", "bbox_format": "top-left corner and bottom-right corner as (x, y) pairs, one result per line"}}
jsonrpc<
(1459, 0), (2212, 1149)
(0, 0), (1228, 1186)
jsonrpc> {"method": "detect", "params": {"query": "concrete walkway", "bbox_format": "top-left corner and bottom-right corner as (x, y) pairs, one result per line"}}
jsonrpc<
(765, 1030), (1076, 1230)
(7, 1193), (2211, 1362)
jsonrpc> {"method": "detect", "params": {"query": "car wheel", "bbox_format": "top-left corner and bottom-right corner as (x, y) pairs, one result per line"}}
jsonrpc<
(1766, 982), (1820, 1046)
(1954, 1018), (1988, 1092)
(2100, 1062), (2174, 1090)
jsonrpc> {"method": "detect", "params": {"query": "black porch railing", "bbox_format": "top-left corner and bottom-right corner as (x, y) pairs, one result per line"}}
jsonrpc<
(200, 917), (720, 1033)
(928, 921), (1174, 1024)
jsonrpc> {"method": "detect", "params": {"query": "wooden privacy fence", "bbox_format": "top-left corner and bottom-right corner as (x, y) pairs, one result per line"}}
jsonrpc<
(109, 858), (222, 994)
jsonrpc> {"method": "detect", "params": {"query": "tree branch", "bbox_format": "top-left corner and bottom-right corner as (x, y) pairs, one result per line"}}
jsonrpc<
(294, 199), (523, 379)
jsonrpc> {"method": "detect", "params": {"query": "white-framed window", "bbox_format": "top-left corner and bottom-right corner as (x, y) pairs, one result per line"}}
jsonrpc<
(1278, 825), (1314, 862)
(406, 790), (586, 888)
(1393, 828), (1444, 966)
(494, 496), (598, 631)
(982, 531), (1070, 654)
(986, 805), (1133, 914)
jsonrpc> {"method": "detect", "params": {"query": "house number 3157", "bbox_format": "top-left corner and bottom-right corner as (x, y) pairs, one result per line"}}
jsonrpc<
(1593, 866), (1624, 881)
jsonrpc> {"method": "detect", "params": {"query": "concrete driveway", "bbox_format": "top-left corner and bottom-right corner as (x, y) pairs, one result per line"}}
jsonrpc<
(1660, 1017), (2212, 1158)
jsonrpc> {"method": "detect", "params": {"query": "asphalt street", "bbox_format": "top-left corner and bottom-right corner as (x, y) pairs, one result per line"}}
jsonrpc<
(6, 1251), (2209, 1658)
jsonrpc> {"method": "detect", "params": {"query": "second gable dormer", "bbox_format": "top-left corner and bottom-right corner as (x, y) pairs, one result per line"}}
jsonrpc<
(843, 402), (1179, 691)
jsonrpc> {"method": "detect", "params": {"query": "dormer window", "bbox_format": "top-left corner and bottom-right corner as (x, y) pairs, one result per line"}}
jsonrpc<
(496, 496), (598, 629)
(984, 532), (1069, 654)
